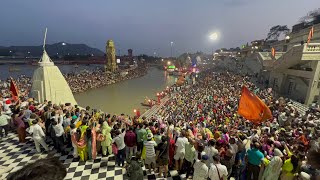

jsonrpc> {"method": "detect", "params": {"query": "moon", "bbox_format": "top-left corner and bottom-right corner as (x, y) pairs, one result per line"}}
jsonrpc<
(209, 32), (218, 40)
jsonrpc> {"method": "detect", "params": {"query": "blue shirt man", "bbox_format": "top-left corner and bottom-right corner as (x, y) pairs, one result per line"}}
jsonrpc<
(247, 145), (264, 166)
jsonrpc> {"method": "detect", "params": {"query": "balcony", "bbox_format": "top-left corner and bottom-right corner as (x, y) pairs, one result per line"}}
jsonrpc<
(302, 43), (320, 61)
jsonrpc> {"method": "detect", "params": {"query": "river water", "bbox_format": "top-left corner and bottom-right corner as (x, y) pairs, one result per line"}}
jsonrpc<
(0, 64), (175, 115)
(74, 67), (176, 115)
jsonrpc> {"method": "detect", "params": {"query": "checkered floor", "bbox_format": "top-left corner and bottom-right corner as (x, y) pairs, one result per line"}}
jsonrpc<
(0, 133), (186, 180)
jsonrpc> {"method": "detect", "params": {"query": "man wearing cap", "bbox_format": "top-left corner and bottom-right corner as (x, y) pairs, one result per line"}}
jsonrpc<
(193, 152), (209, 180)
(144, 132), (157, 173)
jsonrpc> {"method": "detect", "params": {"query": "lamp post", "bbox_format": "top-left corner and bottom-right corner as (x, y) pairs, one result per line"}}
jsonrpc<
(156, 93), (160, 104)
(170, 42), (173, 58)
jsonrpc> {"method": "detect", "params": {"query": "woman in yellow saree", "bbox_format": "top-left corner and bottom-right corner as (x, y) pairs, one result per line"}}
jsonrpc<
(76, 129), (88, 161)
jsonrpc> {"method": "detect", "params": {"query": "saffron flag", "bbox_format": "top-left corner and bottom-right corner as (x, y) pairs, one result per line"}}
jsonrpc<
(237, 86), (272, 124)
(307, 26), (314, 45)
(271, 47), (276, 58)
(9, 78), (19, 97)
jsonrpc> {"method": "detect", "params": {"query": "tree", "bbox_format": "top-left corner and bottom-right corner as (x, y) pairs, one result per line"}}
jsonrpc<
(266, 25), (290, 41)
(299, 8), (320, 24)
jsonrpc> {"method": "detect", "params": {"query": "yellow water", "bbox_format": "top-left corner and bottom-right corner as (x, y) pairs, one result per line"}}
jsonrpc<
(74, 67), (176, 115)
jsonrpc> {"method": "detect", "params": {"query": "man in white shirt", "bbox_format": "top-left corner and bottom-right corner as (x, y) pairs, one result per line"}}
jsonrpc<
(143, 133), (157, 173)
(174, 130), (188, 172)
(112, 129), (126, 167)
(208, 155), (228, 180)
(52, 113), (66, 154)
(63, 113), (71, 128)
(229, 137), (238, 165)
(204, 139), (219, 166)
(193, 154), (209, 180)
(0, 111), (11, 138)
(28, 120), (49, 153)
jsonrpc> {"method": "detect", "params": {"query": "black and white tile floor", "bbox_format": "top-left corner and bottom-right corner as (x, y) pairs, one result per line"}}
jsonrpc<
(0, 133), (186, 180)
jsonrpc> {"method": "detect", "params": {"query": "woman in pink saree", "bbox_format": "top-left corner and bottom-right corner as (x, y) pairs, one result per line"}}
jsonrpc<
(91, 127), (97, 159)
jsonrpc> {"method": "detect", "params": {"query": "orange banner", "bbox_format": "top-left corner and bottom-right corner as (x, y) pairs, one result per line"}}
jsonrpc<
(271, 47), (276, 58)
(9, 78), (19, 97)
(307, 26), (314, 45)
(237, 86), (272, 124)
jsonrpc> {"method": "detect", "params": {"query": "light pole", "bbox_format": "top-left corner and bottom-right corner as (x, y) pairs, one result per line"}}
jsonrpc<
(170, 42), (173, 58)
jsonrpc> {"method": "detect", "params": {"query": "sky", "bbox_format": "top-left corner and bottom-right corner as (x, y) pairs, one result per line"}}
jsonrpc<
(0, 0), (319, 57)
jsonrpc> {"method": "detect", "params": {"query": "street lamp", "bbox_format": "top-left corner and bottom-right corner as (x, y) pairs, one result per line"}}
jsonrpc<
(209, 32), (218, 41)
(170, 41), (173, 58)
(167, 61), (171, 65)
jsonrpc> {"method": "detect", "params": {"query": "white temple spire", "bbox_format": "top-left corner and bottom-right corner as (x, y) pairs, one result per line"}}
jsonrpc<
(31, 29), (77, 105)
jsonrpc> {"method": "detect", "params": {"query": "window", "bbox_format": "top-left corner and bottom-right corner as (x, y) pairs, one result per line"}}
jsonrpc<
(288, 82), (294, 95)
(273, 78), (278, 89)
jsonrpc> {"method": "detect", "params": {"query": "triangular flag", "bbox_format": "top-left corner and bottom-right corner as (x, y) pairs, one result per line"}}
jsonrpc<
(237, 86), (272, 124)
(307, 26), (314, 45)
(9, 78), (19, 97)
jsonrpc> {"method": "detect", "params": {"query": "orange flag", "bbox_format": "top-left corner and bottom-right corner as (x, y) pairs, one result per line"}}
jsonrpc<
(271, 47), (276, 58)
(237, 86), (272, 124)
(307, 26), (314, 45)
(9, 78), (19, 97)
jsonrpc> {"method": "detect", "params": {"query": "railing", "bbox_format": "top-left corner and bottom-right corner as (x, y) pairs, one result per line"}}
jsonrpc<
(258, 52), (272, 61)
(290, 100), (309, 116)
(304, 43), (320, 52)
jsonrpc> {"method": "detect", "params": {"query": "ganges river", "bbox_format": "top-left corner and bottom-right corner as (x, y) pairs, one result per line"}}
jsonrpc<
(74, 67), (176, 115)
(0, 64), (175, 115)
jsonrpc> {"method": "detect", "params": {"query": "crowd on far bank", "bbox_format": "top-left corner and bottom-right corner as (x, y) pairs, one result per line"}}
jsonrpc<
(65, 63), (148, 93)
(0, 62), (148, 97)
(0, 60), (320, 180)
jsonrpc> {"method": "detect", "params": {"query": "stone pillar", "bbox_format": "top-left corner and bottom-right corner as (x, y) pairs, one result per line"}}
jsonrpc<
(106, 40), (118, 72)
(305, 61), (320, 105)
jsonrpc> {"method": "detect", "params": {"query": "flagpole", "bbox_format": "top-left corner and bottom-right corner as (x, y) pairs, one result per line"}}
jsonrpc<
(43, 28), (48, 50)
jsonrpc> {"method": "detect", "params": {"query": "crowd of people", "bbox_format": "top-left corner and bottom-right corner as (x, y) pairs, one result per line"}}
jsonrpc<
(0, 75), (31, 98)
(0, 62), (147, 96)
(0, 61), (320, 180)
(65, 63), (148, 93)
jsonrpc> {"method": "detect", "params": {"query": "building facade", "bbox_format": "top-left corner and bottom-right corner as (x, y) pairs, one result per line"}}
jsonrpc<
(253, 23), (320, 106)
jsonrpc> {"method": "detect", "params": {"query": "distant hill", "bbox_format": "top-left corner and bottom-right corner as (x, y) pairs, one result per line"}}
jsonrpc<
(0, 42), (104, 57)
